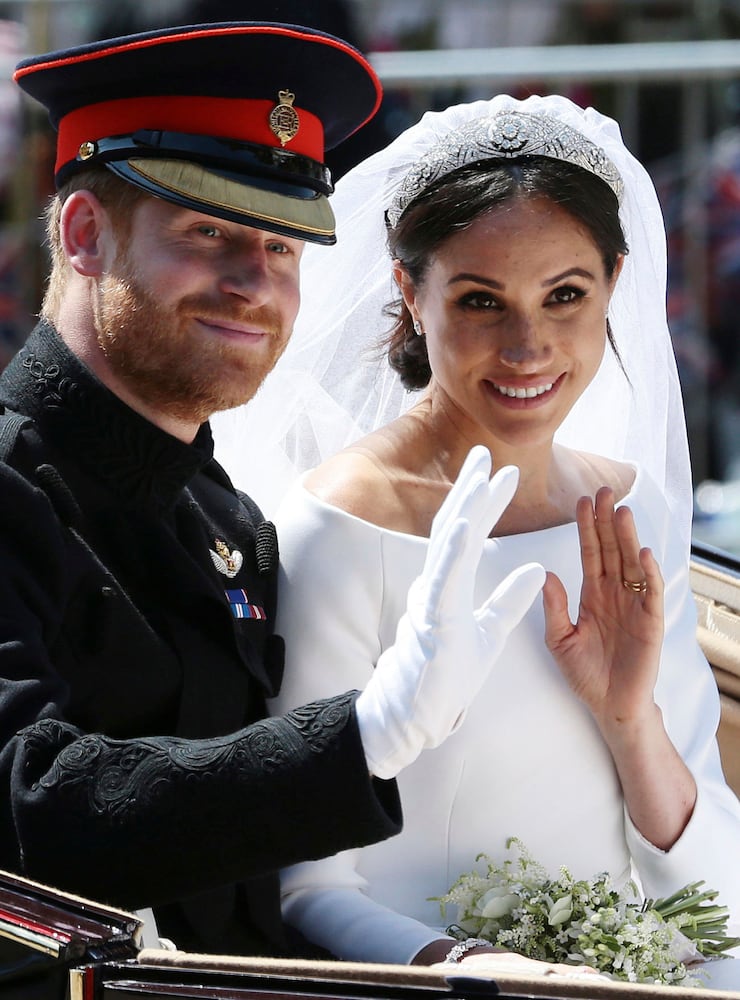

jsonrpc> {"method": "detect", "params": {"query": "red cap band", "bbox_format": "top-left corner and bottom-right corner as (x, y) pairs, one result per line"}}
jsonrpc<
(56, 95), (325, 174)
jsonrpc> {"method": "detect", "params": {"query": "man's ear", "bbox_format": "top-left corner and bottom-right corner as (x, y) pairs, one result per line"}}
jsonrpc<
(59, 190), (116, 277)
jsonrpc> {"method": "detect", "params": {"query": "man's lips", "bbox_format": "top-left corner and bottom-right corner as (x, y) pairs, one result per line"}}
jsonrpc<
(195, 317), (271, 339)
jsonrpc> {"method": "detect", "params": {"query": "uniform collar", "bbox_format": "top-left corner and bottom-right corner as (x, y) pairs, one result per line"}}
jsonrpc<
(0, 319), (215, 510)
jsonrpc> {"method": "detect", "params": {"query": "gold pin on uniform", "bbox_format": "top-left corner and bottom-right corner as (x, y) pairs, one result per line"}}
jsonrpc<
(210, 538), (243, 578)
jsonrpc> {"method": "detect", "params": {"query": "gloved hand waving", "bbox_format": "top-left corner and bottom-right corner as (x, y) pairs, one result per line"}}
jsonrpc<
(356, 446), (546, 779)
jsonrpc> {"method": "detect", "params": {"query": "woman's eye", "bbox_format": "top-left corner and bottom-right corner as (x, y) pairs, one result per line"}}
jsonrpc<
(460, 291), (499, 309)
(551, 286), (585, 304)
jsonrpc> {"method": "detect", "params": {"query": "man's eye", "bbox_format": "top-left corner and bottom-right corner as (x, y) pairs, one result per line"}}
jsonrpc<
(267, 241), (289, 254)
(198, 224), (221, 238)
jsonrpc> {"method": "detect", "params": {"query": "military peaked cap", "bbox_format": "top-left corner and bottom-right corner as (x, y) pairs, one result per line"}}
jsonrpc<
(13, 21), (383, 244)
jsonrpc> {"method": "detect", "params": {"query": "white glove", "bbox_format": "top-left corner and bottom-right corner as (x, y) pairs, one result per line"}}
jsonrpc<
(356, 446), (546, 779)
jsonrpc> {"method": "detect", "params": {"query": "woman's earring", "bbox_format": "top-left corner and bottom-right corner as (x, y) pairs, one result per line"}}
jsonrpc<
(413, 319), (424, 337)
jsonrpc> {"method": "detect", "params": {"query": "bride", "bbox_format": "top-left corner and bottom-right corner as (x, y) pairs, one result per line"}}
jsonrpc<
(212, 94), (740, 979)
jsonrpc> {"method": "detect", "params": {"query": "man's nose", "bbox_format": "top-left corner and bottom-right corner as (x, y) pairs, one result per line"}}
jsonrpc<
(218, 246), (272, 305)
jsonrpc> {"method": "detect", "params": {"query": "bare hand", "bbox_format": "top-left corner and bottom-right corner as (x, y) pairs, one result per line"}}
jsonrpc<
(542, 487), (664, 733)
(434, 951), (607, 980)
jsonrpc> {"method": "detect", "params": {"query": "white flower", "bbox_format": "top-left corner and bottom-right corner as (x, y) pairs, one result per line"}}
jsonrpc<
(548, 894), (573, 927)
(480, 887), (520, 919)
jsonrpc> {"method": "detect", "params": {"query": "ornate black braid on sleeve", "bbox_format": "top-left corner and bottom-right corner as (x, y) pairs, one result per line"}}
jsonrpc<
(10, 693), (401, 909)
(281, 691), (355, 754)
(23, 694), (356, 817)
(19, 715), (315, 825)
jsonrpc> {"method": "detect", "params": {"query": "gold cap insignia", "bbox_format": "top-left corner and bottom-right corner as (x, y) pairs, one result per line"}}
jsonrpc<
(78, 141), (97, 160)
(269, 90), (300, 147)
(210, 538), (243, 579)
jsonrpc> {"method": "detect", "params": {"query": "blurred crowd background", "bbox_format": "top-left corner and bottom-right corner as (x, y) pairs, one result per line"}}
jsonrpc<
(0, 0), (739, 553)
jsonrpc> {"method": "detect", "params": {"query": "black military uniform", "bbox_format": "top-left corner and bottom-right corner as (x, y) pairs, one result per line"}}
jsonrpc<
(0, 23), (398, 954)
(0, 321), (401, 954)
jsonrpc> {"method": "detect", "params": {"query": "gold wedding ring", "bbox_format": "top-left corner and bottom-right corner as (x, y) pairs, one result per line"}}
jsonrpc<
(622, 578), (647, 593)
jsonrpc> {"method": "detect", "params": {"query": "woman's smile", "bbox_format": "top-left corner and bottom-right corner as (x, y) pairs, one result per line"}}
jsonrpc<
(487, 374), (563, 404)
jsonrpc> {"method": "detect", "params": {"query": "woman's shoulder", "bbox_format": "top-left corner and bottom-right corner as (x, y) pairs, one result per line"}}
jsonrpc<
(302, 437), (408, 529)
(304, 446), (390, 513)
(274, 447), (394, 568)
(301, 423), (433, 534)
(564, 450), (679, 548)
(564, 448), (637, 503)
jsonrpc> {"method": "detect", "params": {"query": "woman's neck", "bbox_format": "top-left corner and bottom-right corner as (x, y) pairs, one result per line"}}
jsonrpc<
(407, 396), (633, 536)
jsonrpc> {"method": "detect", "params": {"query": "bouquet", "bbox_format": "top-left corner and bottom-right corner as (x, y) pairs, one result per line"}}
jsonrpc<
(435, 838), (739, 985)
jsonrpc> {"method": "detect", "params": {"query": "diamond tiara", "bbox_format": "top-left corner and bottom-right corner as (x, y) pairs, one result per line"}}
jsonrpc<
(387, 110), (624, 228)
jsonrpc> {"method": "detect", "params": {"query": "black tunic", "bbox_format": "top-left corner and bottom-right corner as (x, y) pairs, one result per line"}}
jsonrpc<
(0, 321), (401, 955)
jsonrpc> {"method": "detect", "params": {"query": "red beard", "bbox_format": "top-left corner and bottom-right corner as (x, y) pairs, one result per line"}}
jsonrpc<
(94, 269), (289, 425)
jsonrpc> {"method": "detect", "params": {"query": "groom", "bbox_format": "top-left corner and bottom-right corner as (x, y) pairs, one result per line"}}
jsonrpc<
(0, 20), (399, 957)
(0, 19), (542, 958)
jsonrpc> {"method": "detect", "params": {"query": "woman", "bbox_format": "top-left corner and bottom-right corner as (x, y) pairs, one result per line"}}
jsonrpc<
(214, 95), (740, 977)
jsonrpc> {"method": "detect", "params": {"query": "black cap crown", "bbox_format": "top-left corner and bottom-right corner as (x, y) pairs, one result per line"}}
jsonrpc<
(14, 21), (383, 244)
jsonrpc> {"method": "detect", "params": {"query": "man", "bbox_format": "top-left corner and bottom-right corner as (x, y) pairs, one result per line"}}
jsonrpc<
(0, 21), (543, 958)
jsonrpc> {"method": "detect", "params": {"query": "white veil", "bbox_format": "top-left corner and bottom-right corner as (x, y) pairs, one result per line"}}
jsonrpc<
(212, 93), (693, 550)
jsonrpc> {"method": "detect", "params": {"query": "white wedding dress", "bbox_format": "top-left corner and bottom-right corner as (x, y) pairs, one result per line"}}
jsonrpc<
(269, 461), (740, 977)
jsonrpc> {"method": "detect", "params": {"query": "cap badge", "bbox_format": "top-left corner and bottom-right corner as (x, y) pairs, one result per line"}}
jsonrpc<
(210, 538), (243, 578)
(269, 90), (300, 147)
(78, 140), (97, 161)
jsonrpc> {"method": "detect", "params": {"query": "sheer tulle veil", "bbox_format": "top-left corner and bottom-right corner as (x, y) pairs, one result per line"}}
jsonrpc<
(211, 93), (693, 550)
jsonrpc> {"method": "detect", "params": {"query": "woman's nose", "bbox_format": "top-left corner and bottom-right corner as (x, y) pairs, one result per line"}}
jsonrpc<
(498, 314), (551, 367)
